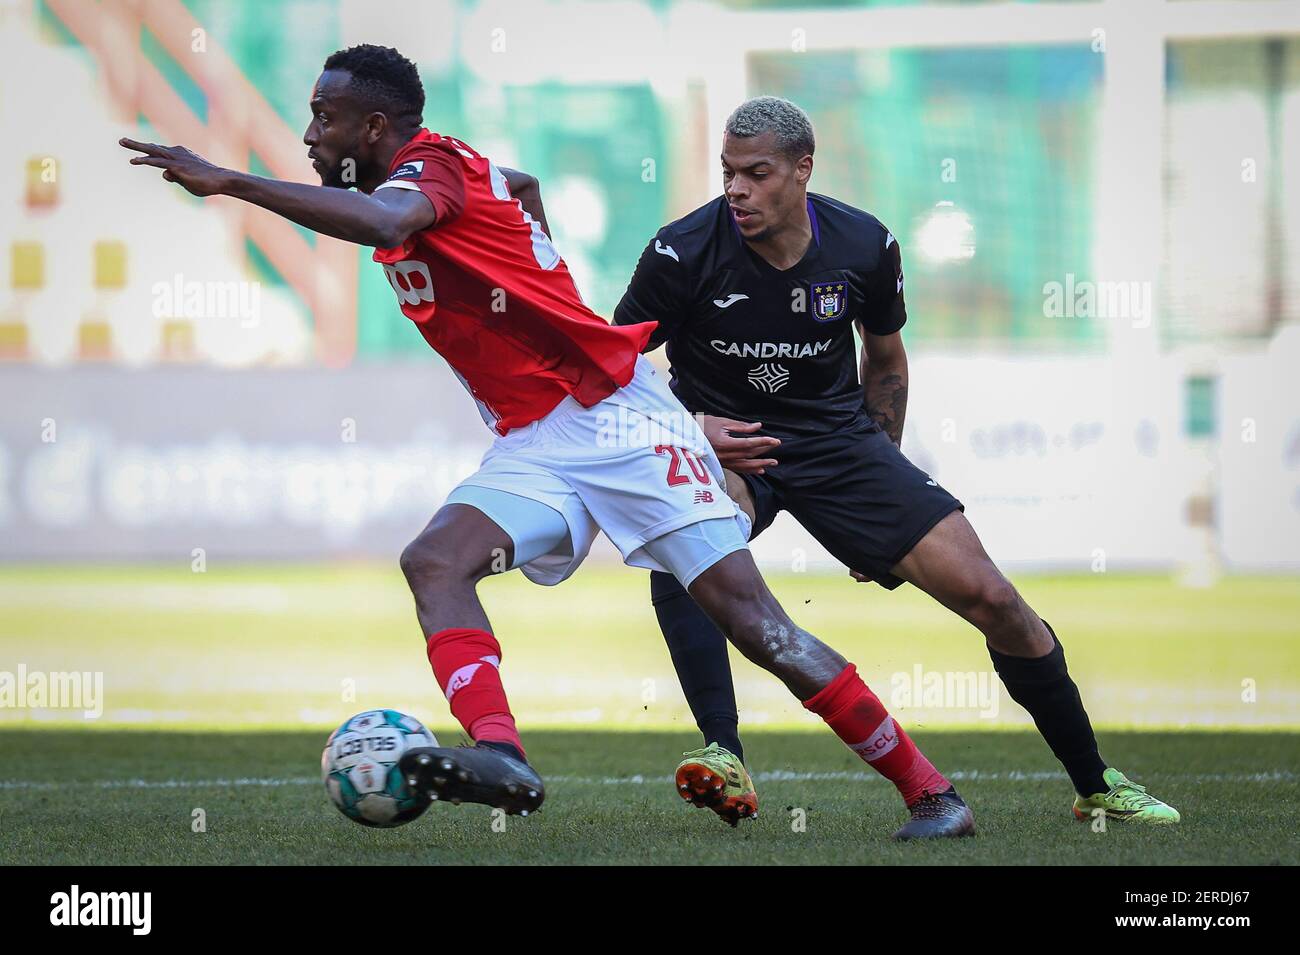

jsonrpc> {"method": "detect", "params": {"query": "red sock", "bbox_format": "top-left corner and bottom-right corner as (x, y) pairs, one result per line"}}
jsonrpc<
(426, 627), (525, 760)
(803, 663), (948, 806)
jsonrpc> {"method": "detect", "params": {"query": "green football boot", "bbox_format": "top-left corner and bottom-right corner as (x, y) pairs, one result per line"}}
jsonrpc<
(1072, 768), (1180, 824)
(674, 742), (758, 827)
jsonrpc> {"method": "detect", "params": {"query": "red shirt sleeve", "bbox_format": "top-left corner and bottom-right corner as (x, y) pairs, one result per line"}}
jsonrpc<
(376, 143), (466, 226)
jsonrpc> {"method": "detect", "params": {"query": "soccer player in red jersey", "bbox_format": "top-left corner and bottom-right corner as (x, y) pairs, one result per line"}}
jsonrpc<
(122, 45), (973, 837)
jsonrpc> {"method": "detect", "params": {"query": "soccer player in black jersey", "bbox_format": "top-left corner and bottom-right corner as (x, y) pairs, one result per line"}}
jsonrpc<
(614, 96), (1180, 827)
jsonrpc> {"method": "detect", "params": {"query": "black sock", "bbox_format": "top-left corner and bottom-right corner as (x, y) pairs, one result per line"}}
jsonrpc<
(650, 570), (745, 763)
(476, 739), (526, 765)
(988, 621), (1107, 796)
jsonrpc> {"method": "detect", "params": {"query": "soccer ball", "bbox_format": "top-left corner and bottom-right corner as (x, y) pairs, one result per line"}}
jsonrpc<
(322, 709), (438, 828)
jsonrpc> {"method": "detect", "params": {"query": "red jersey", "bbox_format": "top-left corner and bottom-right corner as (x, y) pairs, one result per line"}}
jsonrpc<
(371, 130), (654, 434)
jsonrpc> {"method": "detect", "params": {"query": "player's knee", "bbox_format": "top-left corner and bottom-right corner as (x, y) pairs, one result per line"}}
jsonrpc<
(399, 533), (485, 590)
(721, 604), (789, 664)
(688, 554), (780, 653)
(704, 581), (769, 638)
(966, 575), (1023, 632)
(399, 536), (442, 588)
(720, 615), (765, 661)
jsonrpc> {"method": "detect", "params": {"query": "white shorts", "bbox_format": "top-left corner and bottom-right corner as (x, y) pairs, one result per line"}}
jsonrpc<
(447, 355), (750, 586)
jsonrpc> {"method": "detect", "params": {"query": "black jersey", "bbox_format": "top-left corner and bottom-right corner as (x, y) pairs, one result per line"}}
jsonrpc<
(613, 193), (906, 439)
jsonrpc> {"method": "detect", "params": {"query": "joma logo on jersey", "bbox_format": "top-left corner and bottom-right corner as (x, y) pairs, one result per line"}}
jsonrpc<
(710, 339), (830, 359)
(810, 281), (847, 322)
(384, 260), (436, 306)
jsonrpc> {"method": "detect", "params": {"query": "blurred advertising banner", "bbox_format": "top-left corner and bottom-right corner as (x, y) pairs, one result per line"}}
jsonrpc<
(0, 354), (1238, 570)
(797, 354), (1193, 572)
(0, 366), (492, 561)
(1217, 332), (1300, 571)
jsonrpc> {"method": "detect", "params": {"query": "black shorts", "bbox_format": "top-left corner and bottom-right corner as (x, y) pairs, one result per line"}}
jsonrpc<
(739, 420), (963, 590)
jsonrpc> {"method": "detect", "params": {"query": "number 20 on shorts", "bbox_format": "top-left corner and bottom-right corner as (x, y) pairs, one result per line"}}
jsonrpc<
(655, 445), (712, 487)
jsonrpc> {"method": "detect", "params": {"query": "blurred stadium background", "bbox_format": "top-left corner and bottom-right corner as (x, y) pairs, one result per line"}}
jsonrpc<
(1, 0), (1298, 737)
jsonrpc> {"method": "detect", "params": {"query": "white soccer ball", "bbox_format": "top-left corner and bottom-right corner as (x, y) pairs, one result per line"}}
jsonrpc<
(321, 709), (438, 828)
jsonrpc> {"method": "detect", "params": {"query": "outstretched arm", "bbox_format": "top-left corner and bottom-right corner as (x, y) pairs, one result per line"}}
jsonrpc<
(120, 138), (435, 248)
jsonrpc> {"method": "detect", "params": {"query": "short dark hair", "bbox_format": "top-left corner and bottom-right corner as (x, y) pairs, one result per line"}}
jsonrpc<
(725, 96), (815, 160)
(323, 44), (424, 126)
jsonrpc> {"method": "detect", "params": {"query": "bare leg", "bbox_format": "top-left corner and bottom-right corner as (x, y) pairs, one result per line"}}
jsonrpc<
(891, 510), (1108, 796)
(685, 548), (845, 700)
(399, 503), (513, 636)
(681, 544), (962, 827)
(393, 502), (547, 813)
(890, 511), (1052, 657)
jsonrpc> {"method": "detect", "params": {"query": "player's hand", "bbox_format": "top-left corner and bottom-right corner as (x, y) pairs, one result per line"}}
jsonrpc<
(120, 138), (230, 197)
(849, 569), (870, 583)
(697, 415), (780, 475)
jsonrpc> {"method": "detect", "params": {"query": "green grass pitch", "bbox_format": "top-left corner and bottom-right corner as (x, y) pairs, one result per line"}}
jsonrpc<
(0, 565), (1297, 864)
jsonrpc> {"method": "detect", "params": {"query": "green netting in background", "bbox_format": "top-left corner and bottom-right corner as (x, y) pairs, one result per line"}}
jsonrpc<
(752, 45), (1103, 347)
(163, 1), (670, 357)
(38, 0), (1297, 357)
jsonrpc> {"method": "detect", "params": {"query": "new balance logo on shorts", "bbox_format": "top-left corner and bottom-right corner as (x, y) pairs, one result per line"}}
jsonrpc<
(850, 716), (901, 762)
(444, 655), (501, 700)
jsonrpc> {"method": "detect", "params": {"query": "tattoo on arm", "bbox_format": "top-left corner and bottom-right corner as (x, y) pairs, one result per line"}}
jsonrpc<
(865, 371), (908, 446)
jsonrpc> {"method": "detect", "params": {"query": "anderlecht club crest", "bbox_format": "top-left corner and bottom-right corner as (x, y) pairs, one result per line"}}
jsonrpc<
(810, 281), (847, 322)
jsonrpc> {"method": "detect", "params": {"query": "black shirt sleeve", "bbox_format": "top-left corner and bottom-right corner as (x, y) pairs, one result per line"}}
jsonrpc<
(613, 230), (690, 351)
(859, 228), (907, 337)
